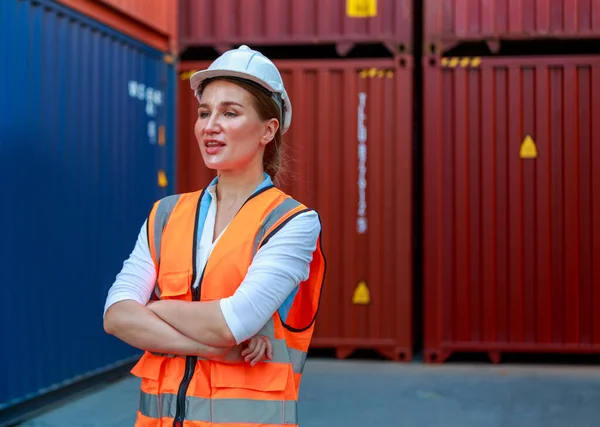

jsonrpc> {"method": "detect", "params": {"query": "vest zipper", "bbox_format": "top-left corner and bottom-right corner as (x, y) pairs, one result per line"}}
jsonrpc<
(173, 356), (197, 427)
(173, 194), (204, 427)
(173, 281), (203, 426)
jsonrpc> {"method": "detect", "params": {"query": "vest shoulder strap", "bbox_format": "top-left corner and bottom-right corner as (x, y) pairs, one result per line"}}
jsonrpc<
(147, 193), (183, 268)
(252, 196), (311, 257)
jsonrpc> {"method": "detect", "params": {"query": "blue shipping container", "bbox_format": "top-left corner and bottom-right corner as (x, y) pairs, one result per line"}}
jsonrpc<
(0, 0), (176, 418)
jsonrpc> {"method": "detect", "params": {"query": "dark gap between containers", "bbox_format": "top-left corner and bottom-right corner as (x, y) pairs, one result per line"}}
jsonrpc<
(432, 38), (600, 58)
(411, 0), (425, 359)
(180, 42), (398, 62)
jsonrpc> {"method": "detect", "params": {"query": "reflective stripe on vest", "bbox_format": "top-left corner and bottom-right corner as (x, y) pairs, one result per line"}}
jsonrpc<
(148, 194), (181, 300)
(252, 197), (302, 256)
(139, 392), (298, 424)
(150, 194), (181, 267)
(150, 318), (308, 374)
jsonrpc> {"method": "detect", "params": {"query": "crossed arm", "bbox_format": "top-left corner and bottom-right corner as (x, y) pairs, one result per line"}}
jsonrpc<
(104, 298), (271, 364)
(103, 211), (320, 363)
(103, 299), (233, 359)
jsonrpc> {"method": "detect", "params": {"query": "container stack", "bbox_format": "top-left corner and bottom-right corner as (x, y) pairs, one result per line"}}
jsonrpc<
(422, 0), (600, 363)
(0, 0), (177, 424)
(8, 5), (600, 426)
(176, 0), (415, 361)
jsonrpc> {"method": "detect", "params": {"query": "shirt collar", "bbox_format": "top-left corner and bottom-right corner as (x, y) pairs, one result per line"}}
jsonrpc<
(206, 172), (273, 199)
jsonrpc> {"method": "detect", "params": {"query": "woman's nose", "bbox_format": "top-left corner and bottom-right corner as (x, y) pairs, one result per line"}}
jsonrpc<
(204, 114), (220, 133)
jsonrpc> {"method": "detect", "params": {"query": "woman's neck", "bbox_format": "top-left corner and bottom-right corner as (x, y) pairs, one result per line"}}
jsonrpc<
(215, 165), (266, 205)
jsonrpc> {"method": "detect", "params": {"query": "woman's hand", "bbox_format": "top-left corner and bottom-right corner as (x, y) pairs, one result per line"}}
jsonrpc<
(241, 335), (273, 366)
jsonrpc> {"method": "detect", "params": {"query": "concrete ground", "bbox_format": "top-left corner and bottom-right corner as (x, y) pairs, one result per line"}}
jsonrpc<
(17, 358), (600, 427)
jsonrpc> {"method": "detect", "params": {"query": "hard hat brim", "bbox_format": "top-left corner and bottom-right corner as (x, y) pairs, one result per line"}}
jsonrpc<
(190, 69), (280, 96)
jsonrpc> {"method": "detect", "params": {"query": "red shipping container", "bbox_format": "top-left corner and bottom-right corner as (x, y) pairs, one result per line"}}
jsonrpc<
(423, 54), (600, 363)
(178, 57), (414, 361)
(56, 0), (178, 52)
(425, 0), (600, 49)
(178, 0), (412, 55)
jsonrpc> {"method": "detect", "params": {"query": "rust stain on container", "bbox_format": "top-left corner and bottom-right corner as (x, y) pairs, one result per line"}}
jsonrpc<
(178, 57), (414, 361)
(178, 0), (412, 54)
(56, 0), (178, 52)
(425, 0), (600, 48)
(423, 55), (600, 363)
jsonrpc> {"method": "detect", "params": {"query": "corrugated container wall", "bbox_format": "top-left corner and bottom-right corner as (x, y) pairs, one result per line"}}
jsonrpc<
(178, 0), (413, 54)
(0, 0), (175, 417)
(423, 55), (600, 363)
(178, 58), (414, 361)
(425, 0), (600, 50)
(55, 0), (178, 53)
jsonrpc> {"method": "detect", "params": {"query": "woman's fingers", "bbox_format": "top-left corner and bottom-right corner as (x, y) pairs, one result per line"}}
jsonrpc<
(243, 337), (260, 362)
(240, 336), (273, 365)
(241, 339), (255, 358)
(249, 339), (266, 366)
(264, 336), (273, 360)
(247, 340), (264, 364)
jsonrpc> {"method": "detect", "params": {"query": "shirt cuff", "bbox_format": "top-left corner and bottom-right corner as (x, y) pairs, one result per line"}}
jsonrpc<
(103, 294), (143, 318)
(219, 297), (247, 345)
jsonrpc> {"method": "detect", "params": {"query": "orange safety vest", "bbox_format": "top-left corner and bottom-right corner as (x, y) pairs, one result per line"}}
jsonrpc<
(130, 185), (326, 427)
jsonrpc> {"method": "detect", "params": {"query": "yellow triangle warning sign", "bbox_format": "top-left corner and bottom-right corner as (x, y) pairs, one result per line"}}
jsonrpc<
(157, 170), (168, 188)
(520, 135), (538, 159)
(352, 280), (371, 304)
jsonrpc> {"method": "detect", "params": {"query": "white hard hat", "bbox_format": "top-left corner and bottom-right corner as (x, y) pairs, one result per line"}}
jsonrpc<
(190, 45), (292, 134)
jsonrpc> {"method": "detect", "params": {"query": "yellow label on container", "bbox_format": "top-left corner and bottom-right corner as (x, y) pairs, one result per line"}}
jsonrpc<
(347, 0), (377, 17)
(158, 170), (168, 187)
(158, 126), (166, 146)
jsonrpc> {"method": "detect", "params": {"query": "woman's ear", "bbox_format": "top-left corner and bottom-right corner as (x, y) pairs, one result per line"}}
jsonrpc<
(260, 118), (279, 146)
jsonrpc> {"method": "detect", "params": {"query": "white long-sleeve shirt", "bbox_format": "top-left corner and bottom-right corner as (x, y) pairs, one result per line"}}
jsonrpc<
(103, 184), (321, 345)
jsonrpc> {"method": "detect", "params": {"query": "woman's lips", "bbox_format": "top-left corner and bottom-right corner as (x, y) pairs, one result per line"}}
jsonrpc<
(204, 139), (225, 155)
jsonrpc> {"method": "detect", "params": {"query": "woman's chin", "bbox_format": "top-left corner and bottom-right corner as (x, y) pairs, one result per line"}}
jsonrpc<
(201, 156), (229, 171)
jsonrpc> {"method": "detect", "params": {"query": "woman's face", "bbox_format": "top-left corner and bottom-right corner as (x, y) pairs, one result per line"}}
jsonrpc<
(194, 79), (277, 173)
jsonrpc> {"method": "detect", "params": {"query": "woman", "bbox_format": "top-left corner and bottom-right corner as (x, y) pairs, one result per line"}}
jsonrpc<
(103, 45), (326, 427)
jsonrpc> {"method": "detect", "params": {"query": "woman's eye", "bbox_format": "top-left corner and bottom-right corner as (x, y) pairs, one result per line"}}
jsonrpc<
(198, 111), (210, 119)
(224, 111), (237, 117)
